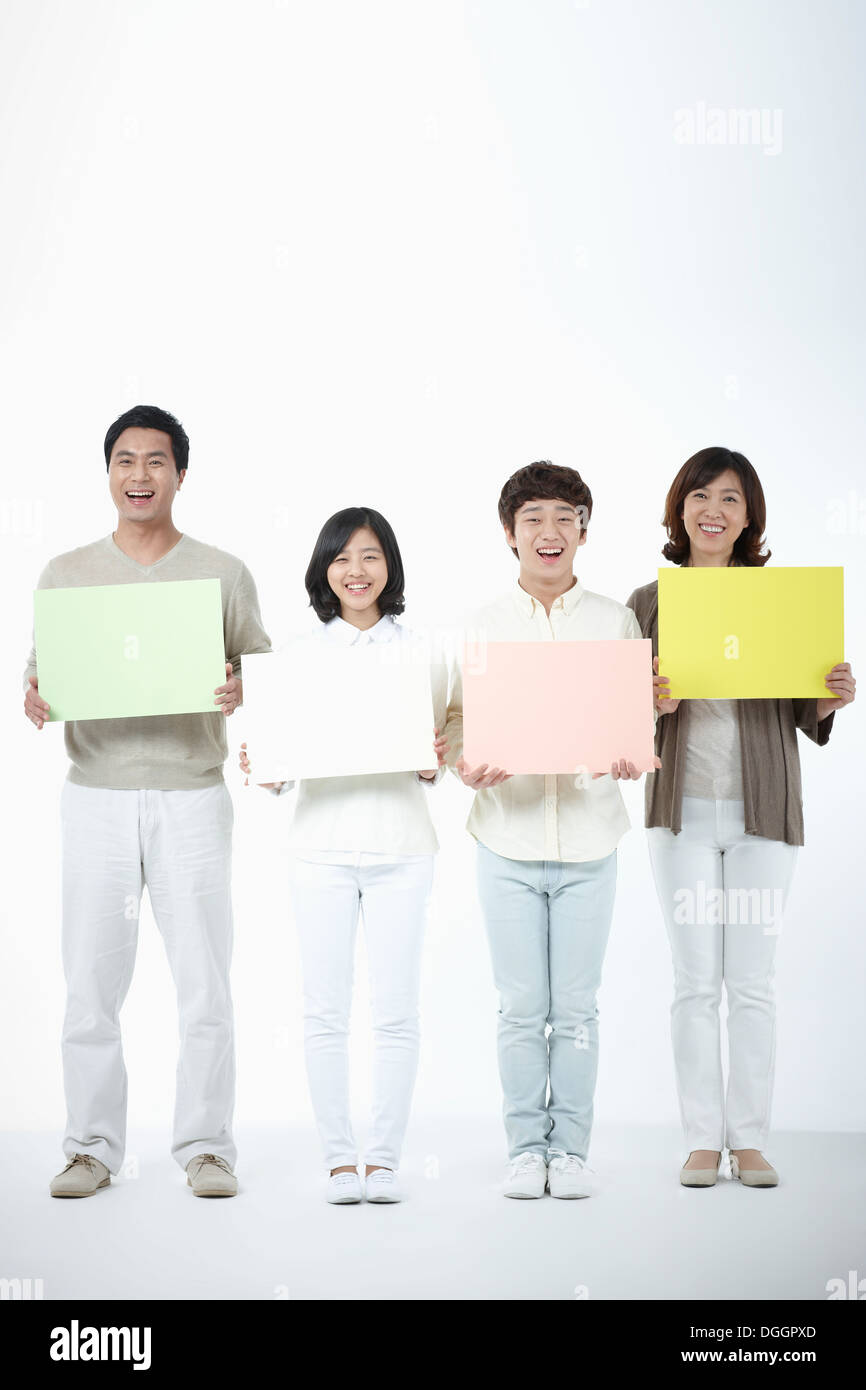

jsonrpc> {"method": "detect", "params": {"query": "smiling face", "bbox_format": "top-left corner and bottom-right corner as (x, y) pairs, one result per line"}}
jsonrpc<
(108, 426), (184, 524)
(504, 497), (586, 585)
(326, 525), (389, 623)
(681, 468), (749, 565)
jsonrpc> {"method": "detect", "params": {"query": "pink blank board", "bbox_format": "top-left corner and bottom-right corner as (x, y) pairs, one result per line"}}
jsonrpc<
(462, 639), (656, 775)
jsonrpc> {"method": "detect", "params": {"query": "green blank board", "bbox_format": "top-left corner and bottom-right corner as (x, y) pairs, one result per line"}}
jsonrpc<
(34, 578), (227, 721)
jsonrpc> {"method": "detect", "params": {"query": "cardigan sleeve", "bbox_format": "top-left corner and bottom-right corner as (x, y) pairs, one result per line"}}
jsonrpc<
(792, 699), (835, 746)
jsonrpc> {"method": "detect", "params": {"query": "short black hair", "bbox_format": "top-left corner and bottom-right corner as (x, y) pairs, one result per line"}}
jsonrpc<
(305, 507), (406, 622)
(104, 405), (189, 474)
(498, 460), (593, 557)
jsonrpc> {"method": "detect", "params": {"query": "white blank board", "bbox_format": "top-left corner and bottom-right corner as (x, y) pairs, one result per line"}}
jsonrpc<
(240, 642), (436, 782)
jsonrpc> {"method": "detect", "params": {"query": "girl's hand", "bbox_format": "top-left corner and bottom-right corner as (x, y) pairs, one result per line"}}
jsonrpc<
(456, 755), (512, 788)
(239, 740), (282, 790)
(817, 662), (856, 720)
(419, 726), (450, 780)
(653, 656), (680, 714)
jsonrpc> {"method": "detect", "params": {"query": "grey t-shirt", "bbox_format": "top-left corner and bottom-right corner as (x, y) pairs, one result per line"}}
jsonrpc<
(682, 699), (744, 800)
(24, 533), (271, 790)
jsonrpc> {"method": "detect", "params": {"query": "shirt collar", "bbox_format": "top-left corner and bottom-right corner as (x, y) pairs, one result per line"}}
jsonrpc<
(322, 614), (399, 646)
(513, 576), (584, 618)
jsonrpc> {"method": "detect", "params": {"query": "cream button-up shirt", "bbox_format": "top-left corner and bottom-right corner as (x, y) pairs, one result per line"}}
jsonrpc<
(270, 614), (446, 859)
(443, 579), (644, 863)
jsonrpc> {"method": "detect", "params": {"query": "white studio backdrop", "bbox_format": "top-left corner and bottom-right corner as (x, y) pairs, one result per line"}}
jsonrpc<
(1, 0), (863, 1144)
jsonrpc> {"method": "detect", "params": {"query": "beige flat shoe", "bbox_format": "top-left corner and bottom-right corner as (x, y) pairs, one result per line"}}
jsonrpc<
(186, 1153), (238, 1197)
(730, 1153), (778, 1187)
(50, 1153), (111, 1198)
(679, 1151), (721, 1187)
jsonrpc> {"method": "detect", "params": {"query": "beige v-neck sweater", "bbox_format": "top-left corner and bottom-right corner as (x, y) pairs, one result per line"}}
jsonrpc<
(24, 534), (271, 790)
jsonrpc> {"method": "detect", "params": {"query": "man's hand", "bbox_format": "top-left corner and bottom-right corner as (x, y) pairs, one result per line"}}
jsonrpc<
(456, 755), (512, 789)
(653, 656), (680, 714)
(215, 661), (242, 716)
(24, 675), (50, 730)
(418, 726), (450, 780)
(593, 755), (662, 781)
(239, 741), (282, 791)
(817, 662), (855, 721)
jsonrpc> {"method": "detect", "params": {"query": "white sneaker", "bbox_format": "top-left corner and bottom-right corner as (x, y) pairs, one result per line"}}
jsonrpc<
(327, 1170), (362, 1204)
(365, 1168), (402, 1203)
(547, 1151), (595, 1199)
(503, 1152), (547, 1199)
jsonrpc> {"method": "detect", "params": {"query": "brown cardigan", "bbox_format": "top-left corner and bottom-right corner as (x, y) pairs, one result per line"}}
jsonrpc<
(626, 580), (835, 847)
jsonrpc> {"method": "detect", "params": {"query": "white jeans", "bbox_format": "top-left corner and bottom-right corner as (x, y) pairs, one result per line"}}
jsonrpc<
(647, 798), (798, 1151)
(60, 781), (236, 1173)
(288, 853), (433, 1170)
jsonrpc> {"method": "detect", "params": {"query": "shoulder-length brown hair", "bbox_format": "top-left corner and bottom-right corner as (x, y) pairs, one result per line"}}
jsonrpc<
(662, 447), (771, 566)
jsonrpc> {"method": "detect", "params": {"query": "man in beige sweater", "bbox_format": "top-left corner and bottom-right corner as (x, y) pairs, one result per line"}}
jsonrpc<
(23, 405), (271, 1199)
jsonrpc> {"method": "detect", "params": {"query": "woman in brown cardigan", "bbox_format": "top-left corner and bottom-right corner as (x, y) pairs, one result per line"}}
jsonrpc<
(627, 447), (855, 1189)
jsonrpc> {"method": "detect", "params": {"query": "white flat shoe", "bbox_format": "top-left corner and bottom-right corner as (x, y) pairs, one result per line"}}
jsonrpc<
(730, 1153), (778, 1187)
(327, 1171), (362, 1204)
(365, 1168), (402, 1203)
(547, 1151), (595, 1199)
(503, 1152), (547, 1199)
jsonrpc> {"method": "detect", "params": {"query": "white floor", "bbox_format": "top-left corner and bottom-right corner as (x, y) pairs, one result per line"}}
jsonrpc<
(2, 1124), (863, 1301)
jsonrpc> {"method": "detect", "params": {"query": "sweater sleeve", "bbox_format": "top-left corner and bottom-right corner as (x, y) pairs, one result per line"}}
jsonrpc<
(225, 563), (272, 680)
(792, 698), (835, 746)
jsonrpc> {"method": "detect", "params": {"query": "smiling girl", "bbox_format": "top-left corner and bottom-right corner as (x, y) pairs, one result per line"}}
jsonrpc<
(241, 508), (447, 1204)
(627, 447), (855, 1189)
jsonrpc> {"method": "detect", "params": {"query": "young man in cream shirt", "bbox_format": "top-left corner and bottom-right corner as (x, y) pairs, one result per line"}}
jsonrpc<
(24, 405), (271, 1199)
(444, 460), (657, 1199)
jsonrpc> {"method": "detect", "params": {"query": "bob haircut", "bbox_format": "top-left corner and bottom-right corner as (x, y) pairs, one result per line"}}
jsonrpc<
(498, 461), (593, 558)
(662, 446), (771, 567)
(104, 404), (189, 474)
(305, 507), (406, 622)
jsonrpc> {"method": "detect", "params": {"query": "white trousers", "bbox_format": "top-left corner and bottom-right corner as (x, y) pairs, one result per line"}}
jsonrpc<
(288, 853), (433, 1170)
(60, 781), (236, 1173)
(647, 798), (798, 1151)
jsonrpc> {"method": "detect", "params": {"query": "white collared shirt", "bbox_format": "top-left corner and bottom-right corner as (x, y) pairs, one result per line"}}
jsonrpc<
(270, 614), (446, 859)
(444, 579), (644, 863)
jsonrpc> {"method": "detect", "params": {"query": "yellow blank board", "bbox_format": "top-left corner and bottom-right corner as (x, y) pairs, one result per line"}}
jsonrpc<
(658, 567), (844, 698)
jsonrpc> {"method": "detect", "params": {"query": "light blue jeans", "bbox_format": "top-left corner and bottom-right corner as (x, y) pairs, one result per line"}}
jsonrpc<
(476, 842), (618, 1162)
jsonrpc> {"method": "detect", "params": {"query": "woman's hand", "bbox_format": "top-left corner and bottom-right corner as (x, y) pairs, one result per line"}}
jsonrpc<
(817, 662), (856, 720)
(239, 740), (283, 791)
(593, 755), (662, 781)
(653, 656), (680, 714)
(418, 726), (450, 780)
(455, 756), (512, 788)
(215, 661), (242, 716)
